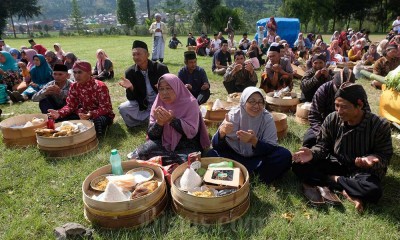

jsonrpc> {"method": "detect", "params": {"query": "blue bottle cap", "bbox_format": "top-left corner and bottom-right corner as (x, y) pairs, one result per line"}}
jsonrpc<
(111, 149), (118, 155)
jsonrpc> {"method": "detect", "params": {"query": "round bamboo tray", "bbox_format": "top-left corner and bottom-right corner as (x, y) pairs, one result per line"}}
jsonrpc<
(265, 92), (299, 113)
(39, 136), (99, 159)
(36, 120), (96, 148)
(82, 161), (167, 229)
(171, 157), (250, 225)
(0, 114), (48, 147)
(172, 193), (250, 225)
(295, 103), (309, 125)
(271, 112), (288, 140)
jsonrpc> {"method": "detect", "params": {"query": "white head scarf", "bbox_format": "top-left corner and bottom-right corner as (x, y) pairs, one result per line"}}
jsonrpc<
(224, 87), (278, 157)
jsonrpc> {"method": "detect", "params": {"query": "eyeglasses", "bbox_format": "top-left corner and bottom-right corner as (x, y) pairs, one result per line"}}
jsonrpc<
(73, 70), (83, 74)
(247, 100), (265, 106)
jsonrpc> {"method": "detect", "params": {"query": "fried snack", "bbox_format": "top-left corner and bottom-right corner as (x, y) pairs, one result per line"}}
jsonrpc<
(35, 128), (57, 137)
(131, 180), (158, 199)
(95, 179), (108, 191)
(192, 189), (214, 198)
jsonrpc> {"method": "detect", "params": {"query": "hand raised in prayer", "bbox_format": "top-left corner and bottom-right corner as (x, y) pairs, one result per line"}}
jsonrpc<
(219, 114), (234, 138)
(233, 63), (243, 73)
(45, 85), (60, 95)
(321, 68), (329, 78)
(236, 129), (257, 146)
(118, 77), (134, 91)
(185, 84), (192, 90)
(355, 156), (379, 168)
(48, 109), (60, 120)
(155, 106), (174, 126)
(272, 64), (282, 73)
(244, 62), (254, 73)
(292, 147), (313, 164)
(201, 83), (209, 90)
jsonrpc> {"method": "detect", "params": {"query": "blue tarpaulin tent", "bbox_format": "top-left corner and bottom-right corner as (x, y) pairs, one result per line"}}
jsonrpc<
(254, 17), (300, 47)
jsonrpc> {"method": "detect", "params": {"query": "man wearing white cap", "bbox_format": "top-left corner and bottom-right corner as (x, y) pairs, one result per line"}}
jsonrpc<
(149, 13), (168, 63)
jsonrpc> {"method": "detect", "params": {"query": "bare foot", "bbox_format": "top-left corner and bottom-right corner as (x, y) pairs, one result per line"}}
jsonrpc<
(342, 190), (364, 213)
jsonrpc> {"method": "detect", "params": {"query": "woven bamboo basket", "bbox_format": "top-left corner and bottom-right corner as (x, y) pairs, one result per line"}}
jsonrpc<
(295, 103), (310, 125)
(82, 161), (167, 229)
(36, 120), (98, 159)
(271, 112), (288, 140)
(203, 101), (238, 126)
(171, 157), (250, 225)
(265, 92), (299, 113)
(226, 92), (242, 103)
(0, 114), (48, 147)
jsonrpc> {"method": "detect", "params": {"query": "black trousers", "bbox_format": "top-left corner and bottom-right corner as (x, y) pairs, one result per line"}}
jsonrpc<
(193, 89), (210, 105)
(223, 80), (257, 94)
(39, 97), (65, 114)
(292, 156), (382, 203)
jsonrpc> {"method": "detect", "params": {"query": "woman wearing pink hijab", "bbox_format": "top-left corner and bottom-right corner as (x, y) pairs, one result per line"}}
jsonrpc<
(136, 73), (210, 163)
(92, 49), (114, 80)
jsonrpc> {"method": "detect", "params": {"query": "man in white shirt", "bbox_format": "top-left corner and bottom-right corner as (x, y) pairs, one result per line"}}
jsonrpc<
(393, 16), (400, 34)
(0, 40), (11, 52)
(148, 13), (168, 63)
(210, 33), (221, 56)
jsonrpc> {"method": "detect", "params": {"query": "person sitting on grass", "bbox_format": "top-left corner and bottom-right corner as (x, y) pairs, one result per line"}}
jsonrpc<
(186, 32), (197, 51)
(0, 51), (21, 93)
(206, 87), (292, 184)
(168, 33), (183, 49)
(303, 68), (365, 148)
(300, 53), (334, 103)
(260, 45), (293, 93)
(48, 61), (115, 136)
(372, 43), (400, 89)
(223, 50), (257, 94)
(32, 64), (73, 114)
(361, 43), (381, 65)
(64, 52), (78, 70)
(33, 44), (47, 55)
(9, 54), (53, 102)
(177, 51), (210, 105)
(135, 73), (210, 163)
(92, 49), (114, 81)
(211, 40), (232, 75)
(293, 83), (393, 212)
(44, 50), (63, 70)
(347, 40), (365, 62)
(118, 40), (169, 128)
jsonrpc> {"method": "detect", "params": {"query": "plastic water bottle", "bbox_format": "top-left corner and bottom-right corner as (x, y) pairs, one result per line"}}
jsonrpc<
(110, 149), (123, 175)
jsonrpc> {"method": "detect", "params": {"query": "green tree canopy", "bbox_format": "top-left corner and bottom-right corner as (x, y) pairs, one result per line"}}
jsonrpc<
(117, 0), (137, 30)
(71, 0), (84, 34)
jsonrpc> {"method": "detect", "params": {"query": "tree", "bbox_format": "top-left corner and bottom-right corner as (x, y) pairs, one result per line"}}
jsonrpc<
(16, 0), (41, 37)
(194, 0), (221, 33)
(210, 6), (244, 33)
(71, 0), (84, 34)
(281, 0), (313, 32)
(44, 24), (50, 34)
(117, 0), (137, 32)
(162, 0), (185, 34)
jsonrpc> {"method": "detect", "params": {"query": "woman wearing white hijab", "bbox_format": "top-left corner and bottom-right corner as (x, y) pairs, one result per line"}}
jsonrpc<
(206, 87), (292, 184)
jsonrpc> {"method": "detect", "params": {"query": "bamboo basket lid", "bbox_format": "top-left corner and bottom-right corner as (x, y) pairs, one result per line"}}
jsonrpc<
(265, 92), (300, 107)
(271, 112), (288, 133)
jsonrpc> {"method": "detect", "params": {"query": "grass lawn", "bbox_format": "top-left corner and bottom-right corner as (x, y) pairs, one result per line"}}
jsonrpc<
(1, 35), (399, 239)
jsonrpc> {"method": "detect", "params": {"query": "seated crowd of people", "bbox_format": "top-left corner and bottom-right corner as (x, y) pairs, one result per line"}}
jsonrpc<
(0, 24), (399, 212)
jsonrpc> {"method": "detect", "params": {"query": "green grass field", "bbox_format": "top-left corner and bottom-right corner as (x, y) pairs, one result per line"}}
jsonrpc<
(0, 35), (399, 239)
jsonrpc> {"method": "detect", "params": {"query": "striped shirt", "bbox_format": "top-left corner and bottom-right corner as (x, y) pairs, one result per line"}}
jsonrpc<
(309, 81), (370, 136)
(311, 111), (393, 180)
